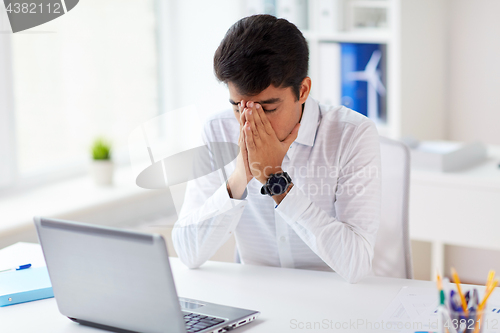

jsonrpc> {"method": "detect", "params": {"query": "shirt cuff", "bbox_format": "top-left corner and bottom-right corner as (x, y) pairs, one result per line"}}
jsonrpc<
(274, 184), (311, 222)
(212, 181), (248, 214)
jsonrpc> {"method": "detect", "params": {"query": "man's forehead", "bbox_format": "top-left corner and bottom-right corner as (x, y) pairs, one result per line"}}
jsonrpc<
(228, 83), (286, 105)
(229, 97), (282, 105)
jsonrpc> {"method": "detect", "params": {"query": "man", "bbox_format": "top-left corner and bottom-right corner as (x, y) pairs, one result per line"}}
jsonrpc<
(172, 15), (381, 284)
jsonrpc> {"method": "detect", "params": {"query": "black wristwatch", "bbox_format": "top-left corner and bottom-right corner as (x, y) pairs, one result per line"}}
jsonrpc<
(261, 172), (292, 196)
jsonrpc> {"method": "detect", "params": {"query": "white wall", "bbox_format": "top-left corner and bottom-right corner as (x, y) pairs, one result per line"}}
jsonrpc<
(158, 0), (244, 122)
(448, 0), (500, 145)
(400, 0), (448, 141)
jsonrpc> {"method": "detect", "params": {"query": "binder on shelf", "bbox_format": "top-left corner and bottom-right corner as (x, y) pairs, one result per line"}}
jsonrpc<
(340, 42), (386, 122)
(345, 0), (390, 31)
(0, 266), (54, 307)
(263, 0), (277, 16)
(245, 0), (276, 16)
(318, 0), (342, 34)
(276, 0), (308, 30)
(318, 42), (341, 106)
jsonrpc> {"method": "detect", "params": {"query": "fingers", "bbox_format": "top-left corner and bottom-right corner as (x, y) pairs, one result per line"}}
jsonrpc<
(248, 103), (267, 136)
(238, 100), (247, 148)
(245, 102), (268, 144)
(239, 100), (246, 126)
(238, 120), (244, 146)
(244, 107), (260, 140)
(255, 102), (276, 137)
(239, 124), (249, 157)
(238, 114), (247, 153)
(282, 122), (301, 147)
(246, 101), (263, 126)
(239, 121), (250, 176)
(244, 122), (256, 150)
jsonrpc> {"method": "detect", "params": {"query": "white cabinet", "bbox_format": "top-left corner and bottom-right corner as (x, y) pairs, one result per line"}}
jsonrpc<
(409, 146), (500, 281)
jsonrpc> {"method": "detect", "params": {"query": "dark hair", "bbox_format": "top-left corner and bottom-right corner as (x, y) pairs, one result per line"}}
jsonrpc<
(214, 15), (308, 101)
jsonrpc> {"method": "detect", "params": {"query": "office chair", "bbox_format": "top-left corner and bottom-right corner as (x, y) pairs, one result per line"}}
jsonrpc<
(371, 136), (413, 279)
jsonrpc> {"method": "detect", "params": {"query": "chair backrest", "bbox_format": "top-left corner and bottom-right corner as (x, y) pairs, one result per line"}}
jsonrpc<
(372, 136), (413, 279)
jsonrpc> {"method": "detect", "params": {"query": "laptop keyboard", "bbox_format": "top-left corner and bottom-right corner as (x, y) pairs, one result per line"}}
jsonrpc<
(183, 312), (226, 333)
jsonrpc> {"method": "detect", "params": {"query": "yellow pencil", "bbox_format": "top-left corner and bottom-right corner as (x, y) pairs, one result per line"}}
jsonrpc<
(474, 273), (497, 333)
(436, 272), (442, 290)
(486, 270), (496, 293)
(451, 268), (469, 315)
(478, 279), (498, 311)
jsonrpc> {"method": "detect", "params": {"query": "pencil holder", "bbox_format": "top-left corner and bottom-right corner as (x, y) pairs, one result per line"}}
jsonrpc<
(442, 307), (485, 333)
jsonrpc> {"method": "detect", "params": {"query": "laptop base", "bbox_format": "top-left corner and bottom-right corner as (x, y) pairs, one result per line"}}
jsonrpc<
(69, 317), (140, 333)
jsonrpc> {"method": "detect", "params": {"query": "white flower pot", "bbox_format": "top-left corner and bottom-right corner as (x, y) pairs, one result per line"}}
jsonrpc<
(91, 160), (114, 186)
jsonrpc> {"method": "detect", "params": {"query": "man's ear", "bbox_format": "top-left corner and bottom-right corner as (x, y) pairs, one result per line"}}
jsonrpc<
(298, 77), (311, 104)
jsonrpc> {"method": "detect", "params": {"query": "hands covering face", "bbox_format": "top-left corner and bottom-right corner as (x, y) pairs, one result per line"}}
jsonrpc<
(238, 100), (300, 184)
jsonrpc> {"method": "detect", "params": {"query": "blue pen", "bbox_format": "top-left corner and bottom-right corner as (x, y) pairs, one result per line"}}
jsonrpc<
(0, 263), (32, 273)
(449, 290), (463, 323)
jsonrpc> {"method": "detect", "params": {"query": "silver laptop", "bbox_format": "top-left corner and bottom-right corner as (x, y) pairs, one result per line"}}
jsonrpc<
(34, 216), (260, 333)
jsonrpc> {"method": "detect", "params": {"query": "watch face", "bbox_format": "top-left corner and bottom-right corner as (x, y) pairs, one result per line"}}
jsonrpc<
(269, 174), (288, 195)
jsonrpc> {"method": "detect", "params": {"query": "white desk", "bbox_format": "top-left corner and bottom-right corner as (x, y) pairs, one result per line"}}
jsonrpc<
(0, 242), (458, 333)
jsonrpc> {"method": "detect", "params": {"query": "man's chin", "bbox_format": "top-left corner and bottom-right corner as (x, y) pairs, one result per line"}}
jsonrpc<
(278, 132), (289, 142)
(278, 132), (291, 142)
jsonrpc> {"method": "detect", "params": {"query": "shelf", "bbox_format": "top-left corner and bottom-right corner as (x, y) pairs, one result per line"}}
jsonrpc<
(349, 0), (391, 8)
(278, 0), (448, 140)
(303, 31), (392, 44)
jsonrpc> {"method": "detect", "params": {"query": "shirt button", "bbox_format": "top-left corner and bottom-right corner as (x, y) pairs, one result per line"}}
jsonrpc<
(280, 236), (287, 243)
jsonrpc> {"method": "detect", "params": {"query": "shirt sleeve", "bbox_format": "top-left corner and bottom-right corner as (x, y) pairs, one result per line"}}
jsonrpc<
(172, 121), (247, 269)
(275, 120), (381, 283)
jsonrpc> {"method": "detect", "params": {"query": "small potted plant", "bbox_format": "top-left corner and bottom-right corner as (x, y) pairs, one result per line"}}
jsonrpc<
(90, 137), (113, 186)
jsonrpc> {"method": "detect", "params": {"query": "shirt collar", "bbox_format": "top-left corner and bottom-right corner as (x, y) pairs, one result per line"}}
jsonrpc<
(294, 96), (319, 147)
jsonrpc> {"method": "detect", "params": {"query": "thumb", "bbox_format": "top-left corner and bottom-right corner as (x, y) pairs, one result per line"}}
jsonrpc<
(283, 123), (300, 147)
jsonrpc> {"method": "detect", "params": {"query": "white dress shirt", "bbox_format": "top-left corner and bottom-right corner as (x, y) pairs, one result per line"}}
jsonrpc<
(172, 96), (381, 283)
